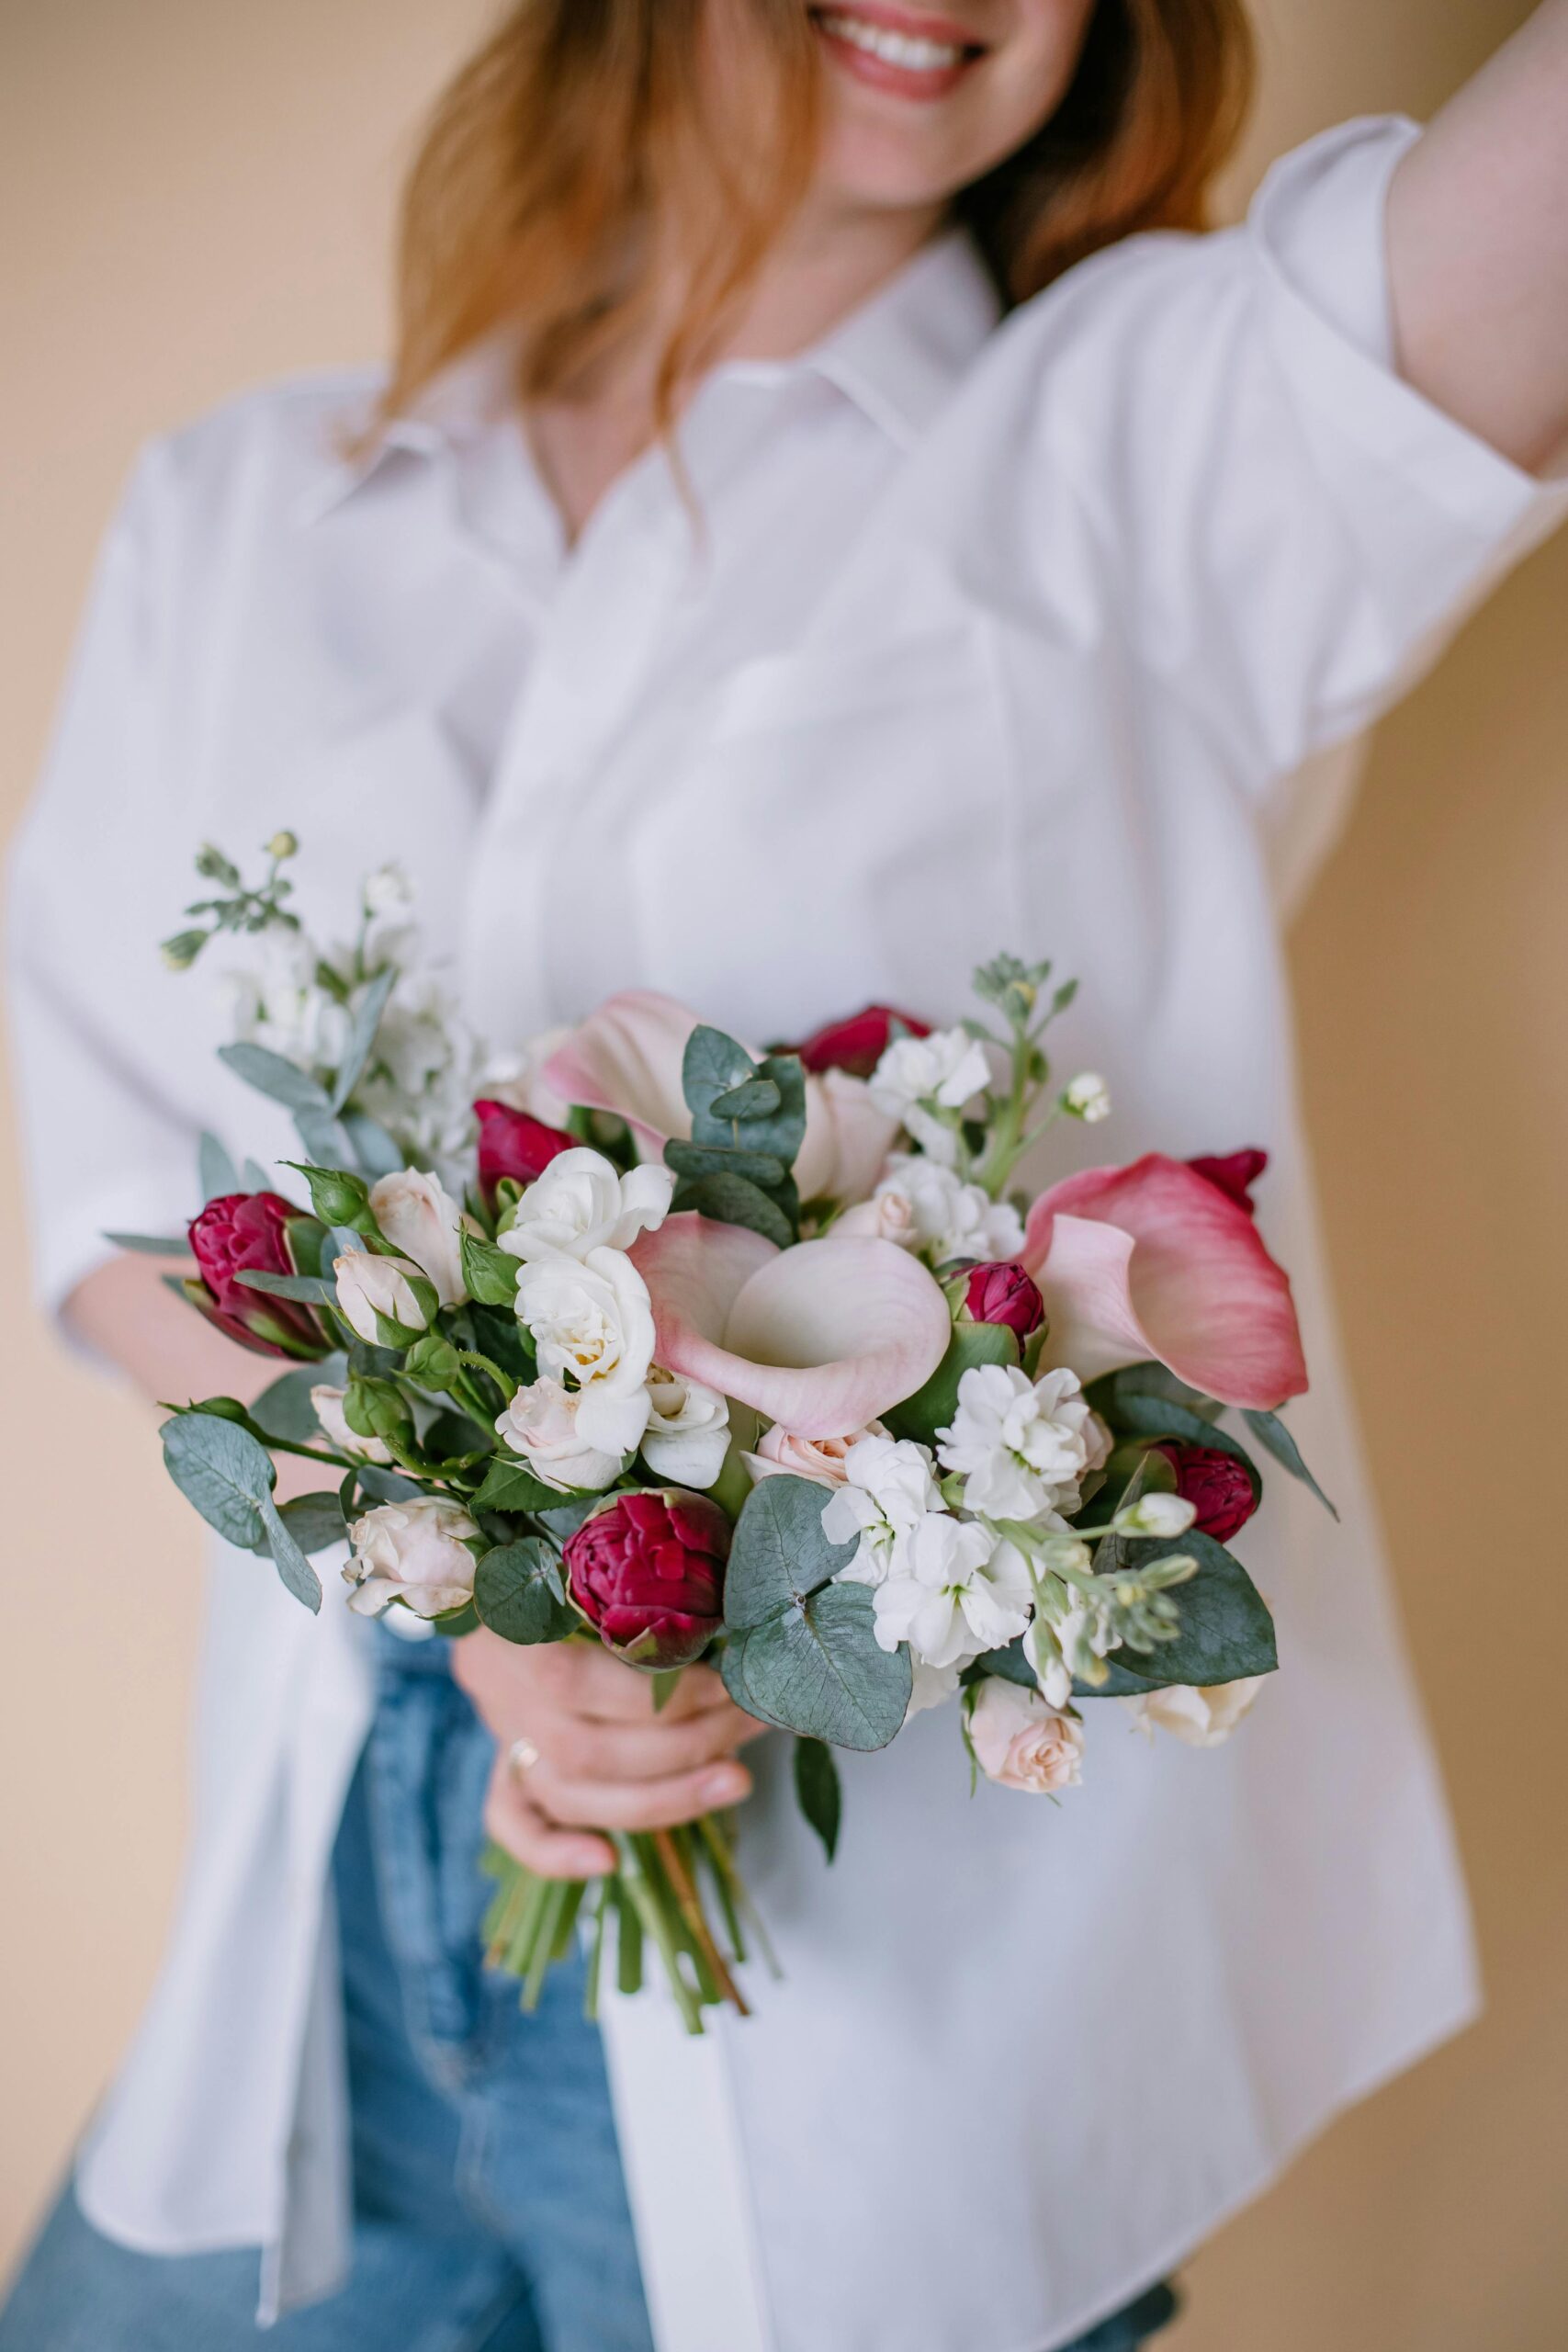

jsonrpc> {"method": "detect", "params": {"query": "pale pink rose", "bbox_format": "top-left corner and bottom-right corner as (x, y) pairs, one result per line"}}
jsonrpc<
(1127, 1677), (1264, 1747)
(968, 1679), (1086, 1793)
(834, 1192), (917, 1247)
(743, 1419), (892, 1488)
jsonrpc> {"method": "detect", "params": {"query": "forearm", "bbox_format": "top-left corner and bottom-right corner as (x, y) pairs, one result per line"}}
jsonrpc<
(1388, 0), (1568, 473)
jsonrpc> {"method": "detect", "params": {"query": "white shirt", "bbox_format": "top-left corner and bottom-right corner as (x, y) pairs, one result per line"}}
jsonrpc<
(10, 118), (1567, 2352)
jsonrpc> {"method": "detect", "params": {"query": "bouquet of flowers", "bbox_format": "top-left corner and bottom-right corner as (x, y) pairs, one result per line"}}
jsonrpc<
(125, 837), (1333, 2033)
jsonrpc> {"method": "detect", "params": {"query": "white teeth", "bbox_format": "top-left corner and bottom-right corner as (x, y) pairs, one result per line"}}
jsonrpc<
(817, 9), (966, 72)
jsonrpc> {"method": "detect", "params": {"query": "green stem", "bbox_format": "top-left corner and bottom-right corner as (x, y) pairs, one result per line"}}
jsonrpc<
(453, 1349), (517, 1404)
(611, 1830), (703, 2035)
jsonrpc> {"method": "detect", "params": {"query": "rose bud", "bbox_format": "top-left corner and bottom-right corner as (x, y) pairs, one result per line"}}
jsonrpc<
(474, 1099), (576, 1205)
(1152, 1442), (1258, 1544)
(186, 1191), (326, 1360)
(959, 1260), (1045, 1342)
(333, 1250), (437, 1346)
(785, 1003), (931, 1080)
(564, 1489), (730, 1668)
(1186, 1148), (1268, 1216)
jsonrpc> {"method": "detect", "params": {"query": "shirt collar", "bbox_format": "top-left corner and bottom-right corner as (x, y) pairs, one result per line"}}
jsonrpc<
(298, 225), (1000, 524)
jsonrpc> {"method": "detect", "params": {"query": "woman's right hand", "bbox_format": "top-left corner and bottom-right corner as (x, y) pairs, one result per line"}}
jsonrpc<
(453, 1629), (765, 1881)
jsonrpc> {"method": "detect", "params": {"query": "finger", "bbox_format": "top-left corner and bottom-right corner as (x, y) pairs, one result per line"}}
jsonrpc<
(483, 1760), (614, 1881)
(530, 1753), (754, 1834)
(552, 1647), (737, 1724)
(544, 1702), (763, 1785)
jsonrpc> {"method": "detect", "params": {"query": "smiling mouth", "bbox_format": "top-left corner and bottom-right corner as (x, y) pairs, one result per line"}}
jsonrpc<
(810, 5), (985, 98)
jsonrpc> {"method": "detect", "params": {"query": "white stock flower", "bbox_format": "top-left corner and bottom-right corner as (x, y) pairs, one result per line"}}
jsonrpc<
(479, 1026), (574, 1128)
(501, 1148), (674, 1264)
(310, 1384), (390, 1465)
(220, 928), (351, 1074)
(495, 1377), (626, 1493)
(344, 1497), (479, 1619)
(513, 1246), (656, 1455)
(333, 1250), (434, 1342)
(848, 1154), (1024, 1267)
(821, 1434), (942, 1583)
(938, 1363), (1111, 1522)
(1025, 1600), (1117, 1710)
(968, 1679), (1086, 1793)
(368, 1169), (468, 1308)
(871, 1515), (1032, 1671)
(907, 1657), (965, 1717)
(1126, 1678), (1265, 1748)
(1064, 1071), (1111, 1124)
(869, 1027), (990, 1149)
(363, 863), (413, 919)
(640, 1367), (730, 1489)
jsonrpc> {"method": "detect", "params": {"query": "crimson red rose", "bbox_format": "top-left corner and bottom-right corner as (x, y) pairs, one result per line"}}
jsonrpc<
(962, 1261), (1045, 1342)
(1186, 1149), (1269, 1216)
(565, 1489), (730, 1668)
(1153, 1442), (1258, 1544)
(186, 1191), (325, 1359)
(786, 1003), (931, 1080)
(474, 1099), (576, 1202)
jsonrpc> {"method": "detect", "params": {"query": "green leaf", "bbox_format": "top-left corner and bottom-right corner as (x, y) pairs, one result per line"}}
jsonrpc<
(671, 1171), (794, 1249)
(251, 1359), (344, 1443)
(355, 1464), (423, 1504)
(1092, 1391), (1261, 1500)
(234, 1268), (340, 1305)
(474, 1538), (578, 1645)
(259, 1492), (323, 1612)
(724, 1473), (860, 1631)
(793, 1736), (842, 1861)
(1086, 1362), (1224, 1422)
(104, 1230), (190, 1255)
(219, 1041), (333, 1114)
(534, 1496), (601, 1544)
(331, 965), (397, 1114)
(709, 1078), (782, 1120)
(460, 1229), (520, 1306)
(1241, 1408), (1338, 1520)
(683, 1027), (807, 1172)
(295, 1106), (356, 1168)
(723, 1583), (910, 1751)
(471, 1456), (572, 1515)
(884, 1321), (1019, 1447)
(241, 1159), (273, 1193)
(340, 1112), (405, 1182)
(160, 1412), (275, 1549)
(275, 1492), (349, 1554)
(463, 1303), (536, 1385)
(682, 1026), (757, 1125)
(967, 1638), (1036, 1690)
(1076, 1532), (1278, 1694)
(664, 1138), (789, 1188)
(198, 1132), (240, 1202)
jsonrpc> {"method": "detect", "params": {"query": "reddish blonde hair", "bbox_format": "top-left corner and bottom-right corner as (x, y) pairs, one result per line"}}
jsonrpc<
(381, 0), (1252, 433)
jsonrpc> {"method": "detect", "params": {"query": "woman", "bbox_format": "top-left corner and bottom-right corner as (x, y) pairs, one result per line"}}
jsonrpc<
(5, 4), (1566, 2347)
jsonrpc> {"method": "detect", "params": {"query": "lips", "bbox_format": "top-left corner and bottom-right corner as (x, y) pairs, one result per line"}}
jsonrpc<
(811, 3), (984, 100)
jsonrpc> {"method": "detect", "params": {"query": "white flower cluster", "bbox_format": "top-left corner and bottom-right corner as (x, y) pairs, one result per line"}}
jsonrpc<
(867, 1025), (990, 1166)
(838, 1153), (1023, 1266)
(494, 1148), (731, 1493)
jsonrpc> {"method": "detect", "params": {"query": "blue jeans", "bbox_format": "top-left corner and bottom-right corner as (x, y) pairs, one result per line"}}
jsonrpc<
(0, 1634), (1178, 2351)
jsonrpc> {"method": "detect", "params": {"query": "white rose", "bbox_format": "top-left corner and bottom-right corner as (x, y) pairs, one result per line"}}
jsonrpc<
(855, 1154), (1024, 1267)
(938, 1362), (1111, 1521)
(968, 1679), (1085, 1793)
(344, 1497), (479, 1619)
(640, 1367), (730, 1489)
(368, 1169), (469, 1308)
(501, 1147), (674, 1265)
(310, 1383), (390, 1465)
(513, 1245), (656, 1456)
(1127, 1678), (1264, 1747)
(495, 1377), (626, 1493)
(822, 1434), (942, 1583)
(333, 1250), (435, 1342)
(871, 1515), (1032, 1670)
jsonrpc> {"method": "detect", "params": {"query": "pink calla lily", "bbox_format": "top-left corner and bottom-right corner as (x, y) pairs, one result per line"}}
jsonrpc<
(544, 989), (898, 1204)
(1021, 1154), (1307, 1409)
(631, 1215), (953, 1439)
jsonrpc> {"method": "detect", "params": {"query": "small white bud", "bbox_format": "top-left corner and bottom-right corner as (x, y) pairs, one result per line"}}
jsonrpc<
(1063, 1071), (1111, 1124)
(1113, 1492), (1198, 1539)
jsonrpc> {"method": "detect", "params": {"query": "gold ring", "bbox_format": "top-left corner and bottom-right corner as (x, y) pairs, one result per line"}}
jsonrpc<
(507, 1736), (541, 1780)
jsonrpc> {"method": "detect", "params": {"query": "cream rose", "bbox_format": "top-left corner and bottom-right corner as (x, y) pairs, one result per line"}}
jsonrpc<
(502, 1147), (674, 1264)
(344, 1497), (479, 1619)
(333, 1250), (435, 1343)
(368, 1168), (469, 1307)
(1128, 1678), (1264, 1747)
(495, 1377), (626, 1493)
(968, 1679), (1086, 1793)
(640, 1367), (730, 1489)
(310, 1383), (390, 1465)
(513, 1245), (656, 1456)
(743, 1419), (892, 1488)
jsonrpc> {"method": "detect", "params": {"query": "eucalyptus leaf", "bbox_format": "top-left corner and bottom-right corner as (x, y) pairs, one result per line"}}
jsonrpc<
(219, 1041), (333, 1114)
(793, 1736), (842, 1861)
(341, 1111), (406, 1182)
(355, 1464), (424, 1504)
(251, 1359), (345, 1444)
(234, 1268), (340, 1305)
(104, 1231), (190, 1256)
(671, 1171), (795, 1249)
(1076, 1531), (1277, 1694)
(1240, 1408), (1338, 1520)
(474, 1538), (578, 1645)
(241, 1159), (273, 1193)
(331, 965), (397, 1114)
(723, 1583), (910, 1751)
(709, 1078), (782, 1120)
(534, 1496), (602, 1544)
(275, 1492), (350, 1555)
(160, 1412), (275, 1550)
(198, 1132), (240, 1202)
(884, 1321), (1019, 1448)
(259, 1492), (323, 1612)
(970, 1637), (1036, 1690)
(724, 1473), (860, 1631)
(295, 1106), (355, 1167)
(471, 1456), (571, 1516)
(664, 1138), (789, 1189)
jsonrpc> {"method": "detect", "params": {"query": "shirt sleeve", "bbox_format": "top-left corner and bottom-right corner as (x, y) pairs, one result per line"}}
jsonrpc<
(6, 443), (206, 1320)
(1027, 116), (1568, 791)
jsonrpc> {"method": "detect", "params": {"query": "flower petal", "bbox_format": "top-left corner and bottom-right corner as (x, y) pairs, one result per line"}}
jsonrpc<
(543, 990), (698, 1158)
(796, 1068), (901, 1204)
(1021, 1154), (1307, 1408)
(632, 1212), (781, 1384)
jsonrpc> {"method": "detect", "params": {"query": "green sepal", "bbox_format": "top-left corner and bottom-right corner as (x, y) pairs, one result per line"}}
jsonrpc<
(460, 1228), (521, 1306)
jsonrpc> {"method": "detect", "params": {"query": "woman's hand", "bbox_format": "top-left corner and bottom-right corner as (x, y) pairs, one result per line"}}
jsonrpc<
(453, 1629), (765, 1880)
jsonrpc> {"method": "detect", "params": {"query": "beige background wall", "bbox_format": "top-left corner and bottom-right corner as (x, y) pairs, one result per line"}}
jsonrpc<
(2, 2), (1564, 2342)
